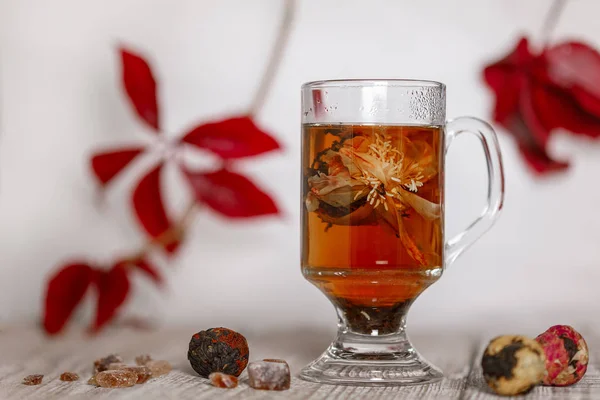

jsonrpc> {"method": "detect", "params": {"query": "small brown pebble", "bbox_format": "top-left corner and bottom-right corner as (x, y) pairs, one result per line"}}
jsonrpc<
(135, 354), (152, 366)
(108, 365), (153, 384)
(94, 354), (123, 373)
(263, 359), (287, 364)
(248, 360), (291, 391)
(95, 370), (137, 388)
(22, 374), (43, 385)
(146, 360), (172, 377)
(187, 328), (249, 378)
(107, 363), (128, 370)
(59, 372), (79, 382)
(209, 372), (238, 388)
(127, 366), (153, 384)
(88, 375), (98, 386)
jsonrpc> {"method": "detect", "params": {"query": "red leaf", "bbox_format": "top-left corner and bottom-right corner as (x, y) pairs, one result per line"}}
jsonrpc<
(132, 162), (178, 252)
(482, 36), (599, 175)
(43, 263), (94, 335)
(483, 37), (532, 125)
(90, 147), (144, 186)
(133, 259), (163, 287)
(120, 48), (160, 131)
(93, 263), (130, 332)
(181, 116), (280, 159)
(541, 41), (600, 117)
(183, 168), (279, 218)
(529, 81), (600, 138)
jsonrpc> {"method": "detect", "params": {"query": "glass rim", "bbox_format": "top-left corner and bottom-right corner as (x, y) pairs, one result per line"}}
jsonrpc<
(301, 79), (445, 90)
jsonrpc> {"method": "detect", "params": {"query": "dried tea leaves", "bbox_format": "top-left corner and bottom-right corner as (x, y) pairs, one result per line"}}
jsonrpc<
(22, 374), (43, 385)
(188, 328), (249, 378)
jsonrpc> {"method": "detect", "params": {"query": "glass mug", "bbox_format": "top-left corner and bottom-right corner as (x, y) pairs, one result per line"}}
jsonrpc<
(300, 80), (504, 386)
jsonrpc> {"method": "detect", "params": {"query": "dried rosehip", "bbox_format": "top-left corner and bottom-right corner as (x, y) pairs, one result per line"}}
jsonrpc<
(23, 374), (43, 385)
(481, 335), (546, 396)
(209, 372), (238, 388)
(94, 354), (123, 373)
(60, 372), (79, 382)
(536, 325), (588, 386)
(187, 328), (249, 378)
(95, 370), (137, 388)
(248, 360), (291, 391)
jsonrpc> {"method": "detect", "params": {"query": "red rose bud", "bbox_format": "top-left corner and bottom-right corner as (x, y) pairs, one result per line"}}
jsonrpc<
(535, 325), (588, 386)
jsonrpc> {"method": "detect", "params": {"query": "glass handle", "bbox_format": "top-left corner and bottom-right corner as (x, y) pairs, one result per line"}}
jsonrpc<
(444, 117), (505, 266)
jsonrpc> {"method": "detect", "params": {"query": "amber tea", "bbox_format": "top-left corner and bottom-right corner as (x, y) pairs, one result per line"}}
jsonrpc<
(299, 80), (504, 386)
(302, 124), (443, 332)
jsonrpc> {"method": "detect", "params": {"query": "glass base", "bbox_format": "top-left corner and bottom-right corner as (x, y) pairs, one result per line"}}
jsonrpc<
(299, 330), (443, 386)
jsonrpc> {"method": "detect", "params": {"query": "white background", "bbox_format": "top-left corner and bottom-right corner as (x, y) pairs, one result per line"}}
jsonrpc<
(1, 0), (599, 336)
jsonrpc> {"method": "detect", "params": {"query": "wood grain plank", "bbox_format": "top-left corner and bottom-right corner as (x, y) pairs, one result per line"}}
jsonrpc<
(0, 325), (595, 399)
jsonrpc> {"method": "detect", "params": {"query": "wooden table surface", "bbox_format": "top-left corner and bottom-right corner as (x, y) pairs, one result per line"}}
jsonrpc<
(0, 325), (597, 399)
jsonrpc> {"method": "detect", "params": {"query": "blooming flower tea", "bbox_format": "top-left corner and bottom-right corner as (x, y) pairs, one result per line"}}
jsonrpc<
(302, 123), (444, 318)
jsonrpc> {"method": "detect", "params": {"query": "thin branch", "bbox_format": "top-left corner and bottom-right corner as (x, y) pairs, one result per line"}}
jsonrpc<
(248, 0), (296, 116)
(130, 201), (197, 262)
(125, 1), (296, 263)
(540, 0), (568, 47)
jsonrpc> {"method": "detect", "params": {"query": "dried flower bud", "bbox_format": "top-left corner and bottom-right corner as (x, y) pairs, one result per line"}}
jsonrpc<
(535, 325), (588, 386)
(481, 335), (546, 396)
(187, 328), (249, 378)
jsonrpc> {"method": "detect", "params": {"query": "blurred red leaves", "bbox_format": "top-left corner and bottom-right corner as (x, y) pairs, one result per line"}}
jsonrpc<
(183, 168), (279, 218)
(43, 46), (281, 335)
(182, 116), (280, 159)
(93, 263), (130, 332)
(90, 148), (144, 185)
(43, 263), (95, 334)
(131, 162), (176, 252)
(483, 37), (600, 174)
(120, 49), (160, 131)
(133, 259), (163, 287)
